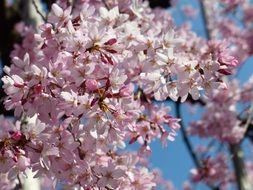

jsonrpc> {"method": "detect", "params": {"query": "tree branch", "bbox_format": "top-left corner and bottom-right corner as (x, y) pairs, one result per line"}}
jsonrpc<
(230, 144), (252, 190)
(199, 0), (211, 40)
(175, 101), (200, 169)
(13, 174), (23, 190)
(101, 0), (110, 10)
(32, 0), (47, 22)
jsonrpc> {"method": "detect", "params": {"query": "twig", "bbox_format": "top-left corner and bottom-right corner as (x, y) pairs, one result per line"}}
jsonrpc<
(13, 174), (23, 190)
(175, 101), (201, 168)
(199, 0), (211, 40)
(32, 0), (47, 22)
(72, 0), (77, 7)
(101, 0), (110, 10)
(241, 104), (253, 142)
(175, 100), (220, 190)
(186, 95), (206, 106)
(242, 104), (253, 137)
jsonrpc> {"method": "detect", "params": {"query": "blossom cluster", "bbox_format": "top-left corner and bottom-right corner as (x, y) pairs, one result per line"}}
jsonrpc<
(190, 154), (233, 189)
(0, 0), (239, 189)
(202, 0), (253, 63)
(189, 77), (253, 144)
(186, 76), (253, 188)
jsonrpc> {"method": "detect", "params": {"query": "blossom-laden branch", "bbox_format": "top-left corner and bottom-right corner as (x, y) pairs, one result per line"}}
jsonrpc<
(191, 1), (253, 190)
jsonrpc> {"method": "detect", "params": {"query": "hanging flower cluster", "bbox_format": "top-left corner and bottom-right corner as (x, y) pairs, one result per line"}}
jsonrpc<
(190, 154), (233, 189)
(202, 0), (253, 63)
(189, 77), (253, 144)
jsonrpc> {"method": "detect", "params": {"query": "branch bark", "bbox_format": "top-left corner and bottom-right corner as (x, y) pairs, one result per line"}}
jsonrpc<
(32, 0), (47, 22)
(199, 0), (211, 40)
(101, 0), (110, 10)
(230, 144), (252, 190)
(175, 101), (200, 169)
(20, 0), (45, 27)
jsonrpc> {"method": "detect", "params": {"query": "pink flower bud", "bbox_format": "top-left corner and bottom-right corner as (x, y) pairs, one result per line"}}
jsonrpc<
(11, 131), (22, 141)
(104, 38), (117, 46)
(85, 79), (98, 91)
(34, 84), (43, 94)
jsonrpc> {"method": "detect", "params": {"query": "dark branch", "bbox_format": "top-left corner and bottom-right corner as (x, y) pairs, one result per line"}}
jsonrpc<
(175, 100), (220, 190)
(199, 0), (211, 40)
(13, 174), (23, 190)
(175, 100), (201, 169)
(230, 144), (252, 190)
(186, 95), (206, 106)
(32, 0), (47, 22)
(101, 0), (110, 10)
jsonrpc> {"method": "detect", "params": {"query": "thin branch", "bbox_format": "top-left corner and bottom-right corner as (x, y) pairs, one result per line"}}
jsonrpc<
(199, 0), (211, 40)
(101, 0), (110, 10)
(175, 100), (220, 190)
(13, 174), (23, 190)
(71, 0), (77, 8)
(230, 144), (252, 190)
(241, 104), (253, 143)
(242, 104), (253, 137)
(175, 101), (201, 169)
(186, 95), (206, 106)
(32, 0), (47, 22)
